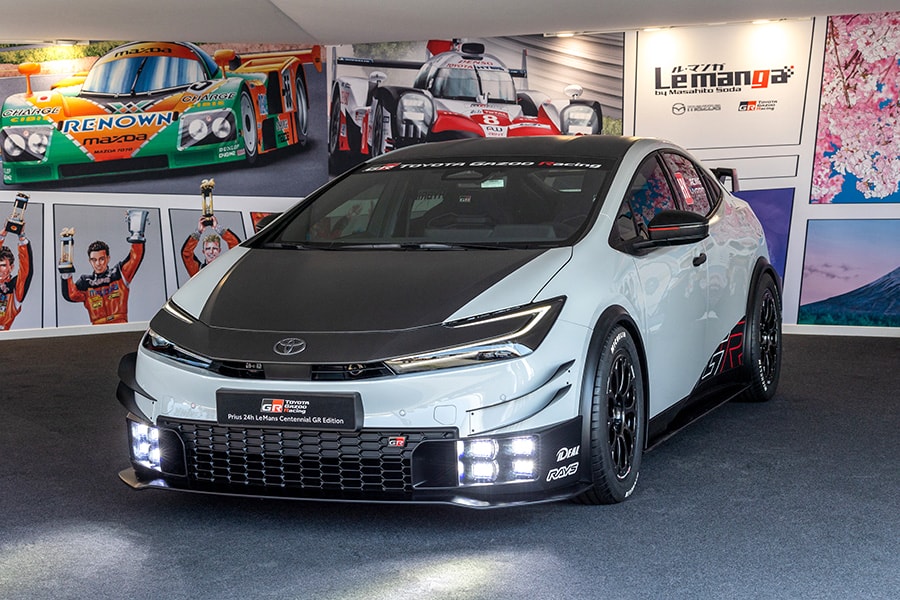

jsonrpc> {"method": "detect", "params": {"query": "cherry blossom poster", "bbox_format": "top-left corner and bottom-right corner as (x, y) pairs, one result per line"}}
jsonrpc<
(812, 13), (900, 204)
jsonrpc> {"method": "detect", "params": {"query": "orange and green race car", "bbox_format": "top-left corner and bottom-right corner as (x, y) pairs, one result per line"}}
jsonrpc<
(0, 41), (322, 185)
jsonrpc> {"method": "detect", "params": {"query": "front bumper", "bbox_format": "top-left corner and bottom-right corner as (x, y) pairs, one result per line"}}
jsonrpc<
(119, 411), (588, 508)
(117, 331), (591, 507)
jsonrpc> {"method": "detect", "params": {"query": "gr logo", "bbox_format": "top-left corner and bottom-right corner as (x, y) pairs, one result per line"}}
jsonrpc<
(261, 398), (285, 413)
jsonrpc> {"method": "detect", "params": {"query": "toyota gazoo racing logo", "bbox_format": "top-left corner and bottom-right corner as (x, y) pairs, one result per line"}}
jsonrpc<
(739, 100), (778, 112)
(273, 337), (307, 356)
(261, 398), (286, 413)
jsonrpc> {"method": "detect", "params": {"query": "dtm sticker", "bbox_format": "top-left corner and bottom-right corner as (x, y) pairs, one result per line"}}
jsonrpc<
(546, 461), (579, 482)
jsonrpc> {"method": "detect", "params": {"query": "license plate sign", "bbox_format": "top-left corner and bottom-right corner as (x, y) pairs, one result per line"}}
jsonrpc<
(217, 390), (362, 430)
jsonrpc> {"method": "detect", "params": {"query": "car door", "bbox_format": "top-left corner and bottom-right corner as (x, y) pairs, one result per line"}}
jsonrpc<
(660, 151), (741, 355)
(613, 153), (710, 417)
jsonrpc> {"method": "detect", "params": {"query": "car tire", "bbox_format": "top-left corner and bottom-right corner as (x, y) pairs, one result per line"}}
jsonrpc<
(239, 89), (259, 165)
(327, 90), (359, 175)
(739, 273), (782, 402)
(576, 324), (646, 504)
(293, 74), (309, 146)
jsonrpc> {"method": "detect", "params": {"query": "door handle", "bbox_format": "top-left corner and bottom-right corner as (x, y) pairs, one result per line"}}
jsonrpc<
(693, 252), (707, 267)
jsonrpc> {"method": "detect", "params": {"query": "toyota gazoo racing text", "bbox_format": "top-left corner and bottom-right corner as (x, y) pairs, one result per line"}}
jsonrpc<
(118, 136), (782, 508)
(327, 39), (604, 174)
(1, 41), (322, 184)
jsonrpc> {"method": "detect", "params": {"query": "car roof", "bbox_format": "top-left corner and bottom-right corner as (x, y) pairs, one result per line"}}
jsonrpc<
(367, 135), (649, 164)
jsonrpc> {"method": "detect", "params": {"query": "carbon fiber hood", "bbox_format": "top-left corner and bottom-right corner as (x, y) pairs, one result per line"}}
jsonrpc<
(154, 246), (567, 363)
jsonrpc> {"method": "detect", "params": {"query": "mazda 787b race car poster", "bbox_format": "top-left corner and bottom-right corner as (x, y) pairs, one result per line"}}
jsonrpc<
(117, 135), (782, 508)
(1, 41), (322, 185)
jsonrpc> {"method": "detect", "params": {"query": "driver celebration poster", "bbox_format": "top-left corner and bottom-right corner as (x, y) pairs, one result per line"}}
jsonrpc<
(634, 20), (813, 149)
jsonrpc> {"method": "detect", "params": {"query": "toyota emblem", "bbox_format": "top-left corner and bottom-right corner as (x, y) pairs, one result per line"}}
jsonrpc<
(274, 337), (307, 356)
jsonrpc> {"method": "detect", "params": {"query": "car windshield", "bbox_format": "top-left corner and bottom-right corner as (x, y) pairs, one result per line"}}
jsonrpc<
(431, 67), (516, 102)
(257, 159), (614, 249)
(82, 55), (207, 95)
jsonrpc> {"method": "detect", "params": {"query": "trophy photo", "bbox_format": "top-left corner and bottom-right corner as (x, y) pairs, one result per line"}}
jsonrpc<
(126, 209), (150, 243)
(200, 178), (215, 227)
(6, 192), (29, 235)
(58, 227), (75, 274)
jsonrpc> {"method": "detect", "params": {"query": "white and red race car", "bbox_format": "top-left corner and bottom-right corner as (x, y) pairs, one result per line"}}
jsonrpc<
(327, 39), (604, 174)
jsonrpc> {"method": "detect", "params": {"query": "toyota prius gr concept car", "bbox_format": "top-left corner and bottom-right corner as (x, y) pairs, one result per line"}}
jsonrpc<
(118, 135), (782, 508)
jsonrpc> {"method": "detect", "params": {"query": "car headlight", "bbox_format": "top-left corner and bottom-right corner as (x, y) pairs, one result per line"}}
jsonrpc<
(560, 103), (600, 135)
(142, 328), (212, 369)
(1, 126), (53, 161)
(385, 297), (564, 374)
(142, 302), (212, 370)
(211, 115), (233, 139)
(179, 109), (237, 148)
(397, 92), (435, 138)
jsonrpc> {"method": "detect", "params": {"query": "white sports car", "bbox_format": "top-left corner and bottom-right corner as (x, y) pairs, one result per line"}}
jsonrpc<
(118, 135), (782, 507)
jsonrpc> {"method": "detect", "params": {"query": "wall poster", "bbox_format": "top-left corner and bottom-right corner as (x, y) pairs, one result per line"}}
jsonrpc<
(812, 13), (900, 204)
(634, 20), (814, 150)
(798, 219), (900, 326)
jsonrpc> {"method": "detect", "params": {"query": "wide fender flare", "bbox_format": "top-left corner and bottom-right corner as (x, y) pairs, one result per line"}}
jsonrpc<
(577, 305), (650, 478)
(747, 257), (782, 301)
(742, 257), (782, 376)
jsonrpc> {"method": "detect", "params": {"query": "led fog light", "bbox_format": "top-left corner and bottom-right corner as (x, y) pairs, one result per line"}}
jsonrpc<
(130, 421), (161, 471)
(457, 435), (539, 485)
(127, 419), (187, 477)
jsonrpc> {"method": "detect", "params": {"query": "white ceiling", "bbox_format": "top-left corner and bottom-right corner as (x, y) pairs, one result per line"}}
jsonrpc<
(1, 0), (898, 45)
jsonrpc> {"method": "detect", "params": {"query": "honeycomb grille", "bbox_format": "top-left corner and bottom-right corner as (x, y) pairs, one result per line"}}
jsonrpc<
(158, 418), (457, 500)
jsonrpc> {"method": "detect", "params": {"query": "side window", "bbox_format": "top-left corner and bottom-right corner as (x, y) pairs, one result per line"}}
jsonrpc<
(662, 153), (712, 215)
(622, 155), (678, 237)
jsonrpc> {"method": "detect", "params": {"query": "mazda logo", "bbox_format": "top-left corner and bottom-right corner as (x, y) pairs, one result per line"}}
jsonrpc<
(274, 337), (307, 356)
(672, 103), (686, 116)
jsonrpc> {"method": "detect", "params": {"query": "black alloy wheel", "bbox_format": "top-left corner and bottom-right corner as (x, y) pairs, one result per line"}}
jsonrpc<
(741, 273), (782, 402)
(577, 325), (646, 504)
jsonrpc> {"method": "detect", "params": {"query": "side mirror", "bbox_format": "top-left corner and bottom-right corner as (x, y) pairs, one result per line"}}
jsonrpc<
(213, 49), (237, 73)
(632, 210), (708, 250)
(711, 167), (739, 192)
